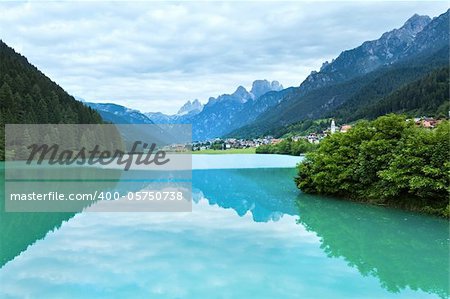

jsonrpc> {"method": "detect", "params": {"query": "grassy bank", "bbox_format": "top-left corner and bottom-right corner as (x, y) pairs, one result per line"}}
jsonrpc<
(192, 148), (256, 154)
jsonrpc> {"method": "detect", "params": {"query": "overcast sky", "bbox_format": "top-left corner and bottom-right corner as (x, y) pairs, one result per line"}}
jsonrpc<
(0, 1), (448, 114)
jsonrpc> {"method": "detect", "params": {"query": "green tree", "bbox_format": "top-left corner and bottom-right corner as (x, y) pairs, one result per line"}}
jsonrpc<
(0, 82), (13, 110)
(295, 115), (450, 217)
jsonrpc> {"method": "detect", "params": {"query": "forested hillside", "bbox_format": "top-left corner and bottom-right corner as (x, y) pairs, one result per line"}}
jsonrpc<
(0, 40), (102, 124)
(340, 67), (449, 121)
(230, 47), (448, 138)
(0, 40), (103, 158)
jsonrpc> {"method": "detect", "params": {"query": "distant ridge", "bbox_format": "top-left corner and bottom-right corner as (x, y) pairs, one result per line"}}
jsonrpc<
(85, 102), (154, 124)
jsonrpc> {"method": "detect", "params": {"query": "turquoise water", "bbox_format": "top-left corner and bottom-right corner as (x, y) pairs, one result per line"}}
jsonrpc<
(0, 155), (448, 298)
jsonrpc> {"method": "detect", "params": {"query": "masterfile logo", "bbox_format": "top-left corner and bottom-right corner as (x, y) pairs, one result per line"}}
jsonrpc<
(5, 124), (193, 212)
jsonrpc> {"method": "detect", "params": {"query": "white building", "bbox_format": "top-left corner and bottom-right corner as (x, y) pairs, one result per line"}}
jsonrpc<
(331, 119), (336, 134)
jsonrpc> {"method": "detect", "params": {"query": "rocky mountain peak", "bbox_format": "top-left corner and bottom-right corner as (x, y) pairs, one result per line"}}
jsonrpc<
(177, 99), (203, 115)
(378, 13), (431, 43)
(251, 80), (284, 99)
(231, 85), (252, 102)
(270, 80), (283, 91)
(402, 14), (431, 32)
(299, 11), (444, 94)
(233, 85), (248, 95)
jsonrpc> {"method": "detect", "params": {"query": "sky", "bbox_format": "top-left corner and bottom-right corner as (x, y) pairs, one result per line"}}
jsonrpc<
(0, 1), (448, 114)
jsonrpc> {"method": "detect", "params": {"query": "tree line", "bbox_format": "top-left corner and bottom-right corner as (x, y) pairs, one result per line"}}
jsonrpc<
(295, 114), (450, 217)
(256, 138), (317, 156)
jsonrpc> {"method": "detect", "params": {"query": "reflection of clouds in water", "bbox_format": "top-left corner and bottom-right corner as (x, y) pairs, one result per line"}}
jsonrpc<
(0, 199), (435, 299)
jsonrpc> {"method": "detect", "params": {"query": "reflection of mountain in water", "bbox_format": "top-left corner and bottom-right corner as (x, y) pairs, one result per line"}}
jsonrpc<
(192, 168), (449, 298)
(296, 195), (450, 299)
(0, 210), (74, 267)
(192, 168), (299, 222)
(0, 166), (122, 266)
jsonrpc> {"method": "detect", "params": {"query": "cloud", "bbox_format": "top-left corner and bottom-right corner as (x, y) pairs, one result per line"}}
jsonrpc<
(0, 1), (448, 114)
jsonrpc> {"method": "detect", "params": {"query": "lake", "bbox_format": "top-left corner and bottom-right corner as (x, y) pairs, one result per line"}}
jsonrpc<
(0, 154), (448, 298)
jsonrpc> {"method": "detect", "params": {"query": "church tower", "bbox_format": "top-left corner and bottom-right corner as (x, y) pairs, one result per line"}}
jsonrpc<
(331, 119), (336, 134)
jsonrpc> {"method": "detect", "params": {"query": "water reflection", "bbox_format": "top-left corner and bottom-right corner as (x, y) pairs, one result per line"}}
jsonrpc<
(0, 167), (76, 266)
(1, 154), (297, 265)
(192, 168), (298, 222)
(296, 195), (450, 299)
(0, 166), (448, 299)
(1, 166), (189, 265)
(192, 168), (449, 298)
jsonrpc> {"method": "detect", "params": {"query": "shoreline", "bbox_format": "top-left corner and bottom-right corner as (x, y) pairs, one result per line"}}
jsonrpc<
(191, 148), (256, 154)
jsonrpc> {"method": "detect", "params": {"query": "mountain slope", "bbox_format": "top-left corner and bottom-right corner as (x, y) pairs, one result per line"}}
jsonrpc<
(0, 40), (103, 158)
(297, 14), (432, 96)
(326, 45), (449, 121)
(266, 64), (449, 138)
(346, 66), (449, 121)
(229, 10), (449, 138)
(85, 102), (154, 124)
(405, 9), (449, 55)
(0, 40), (102, 125)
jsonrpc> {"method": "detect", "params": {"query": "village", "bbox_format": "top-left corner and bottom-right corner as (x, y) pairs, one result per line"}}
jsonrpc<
(190, 116), (443, 151)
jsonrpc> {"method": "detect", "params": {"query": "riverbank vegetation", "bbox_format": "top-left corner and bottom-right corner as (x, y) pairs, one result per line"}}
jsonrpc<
(192, 147), (256, 154)
(295, 114), (450, 217)
(256, 138), (317, 155)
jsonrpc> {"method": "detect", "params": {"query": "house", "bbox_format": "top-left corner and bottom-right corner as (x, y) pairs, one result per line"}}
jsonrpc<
(422, 118), (439, 128)
(307, 133), (319, 144)
(340, 125), (352, 133)
(271, 138), (283, 145)
(414, 117), (439, 129)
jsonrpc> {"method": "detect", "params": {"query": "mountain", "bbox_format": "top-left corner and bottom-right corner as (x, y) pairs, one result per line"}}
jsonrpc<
(85, 102), (154, 124)
(251, 80), (283, 99)
(0, 40), (103, 158)
(144, 111), (174, 124)
(144, 79), (284, 140)
(404, 10), (449, 55)
(270, 63), (449, 138)
(177, 99), (203, 115)
(298, 14), (431, 95)
(145, 99), (203, 124)
(229, 10), (449, 138)
(189, 80), (283, 140)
